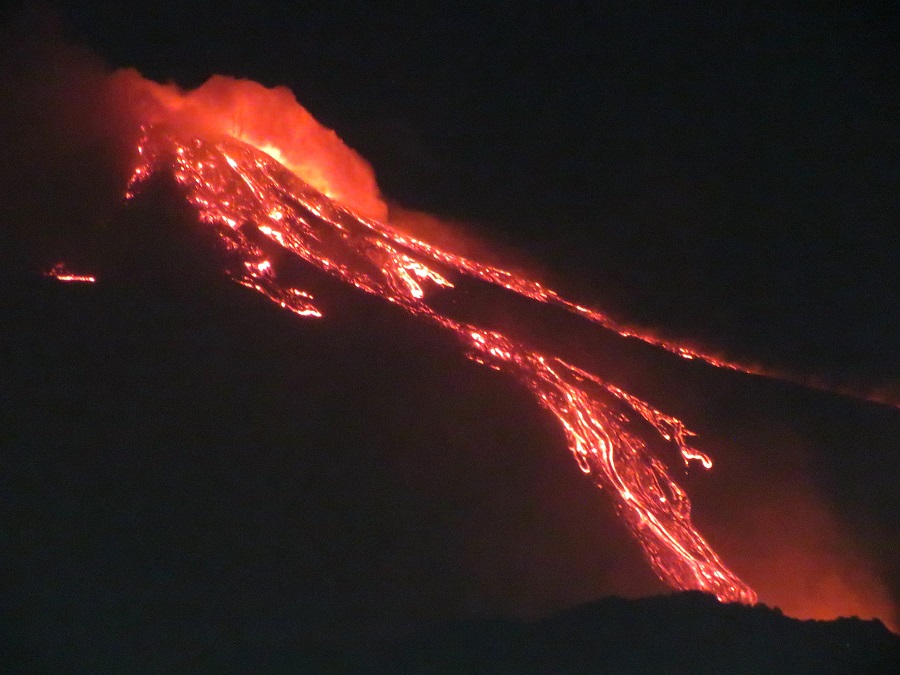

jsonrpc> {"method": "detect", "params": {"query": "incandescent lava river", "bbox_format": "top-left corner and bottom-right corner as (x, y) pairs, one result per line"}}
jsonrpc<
(121, 107), (760, 606)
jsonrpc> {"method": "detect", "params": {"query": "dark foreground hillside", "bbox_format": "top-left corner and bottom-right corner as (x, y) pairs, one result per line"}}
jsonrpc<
(353, 592), (899, 674)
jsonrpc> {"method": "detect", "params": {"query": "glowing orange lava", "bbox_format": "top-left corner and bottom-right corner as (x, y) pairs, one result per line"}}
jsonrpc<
(111, 71), (387, 221)
(108, 69), (897, 410)
(44, 262), (96, 283)
(127, 123), (758, 605)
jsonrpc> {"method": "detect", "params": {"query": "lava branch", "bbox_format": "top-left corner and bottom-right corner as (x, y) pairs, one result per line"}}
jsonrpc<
(126, 124), (757, 604)
(456, 324), (754, 603)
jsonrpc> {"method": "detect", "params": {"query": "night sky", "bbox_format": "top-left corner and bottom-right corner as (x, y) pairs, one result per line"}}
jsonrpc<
(1, 1), (898, 667)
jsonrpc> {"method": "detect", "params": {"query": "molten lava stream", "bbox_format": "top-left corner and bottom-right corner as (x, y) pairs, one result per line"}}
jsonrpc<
(44, 262), (96, 283)
(125, 124), (758, 605)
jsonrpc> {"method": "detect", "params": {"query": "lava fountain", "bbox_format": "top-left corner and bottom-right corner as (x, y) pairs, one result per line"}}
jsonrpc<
(117, 72), (764, 604)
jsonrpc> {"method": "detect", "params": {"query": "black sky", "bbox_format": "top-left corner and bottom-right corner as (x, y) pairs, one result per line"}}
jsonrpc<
(1, 0), (898, 665)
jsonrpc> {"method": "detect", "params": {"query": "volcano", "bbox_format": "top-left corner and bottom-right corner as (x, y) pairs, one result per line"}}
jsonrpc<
(2, 6), (899, 668)
(3, 114), (898, 668)
(3, 181), (898, 669)
(120, 118), (766, 604)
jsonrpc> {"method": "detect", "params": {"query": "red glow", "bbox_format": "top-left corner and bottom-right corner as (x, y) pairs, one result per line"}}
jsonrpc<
(127, 120), (758, 605)
(44, 262), (96, 283)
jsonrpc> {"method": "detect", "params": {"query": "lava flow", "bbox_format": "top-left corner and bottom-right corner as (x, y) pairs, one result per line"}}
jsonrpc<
(125, 118), (758, 605)
(44, 262), (96, 283)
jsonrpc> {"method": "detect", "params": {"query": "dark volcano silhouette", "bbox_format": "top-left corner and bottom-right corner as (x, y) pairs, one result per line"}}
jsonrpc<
(359, 592), (899, 674)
